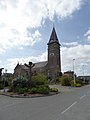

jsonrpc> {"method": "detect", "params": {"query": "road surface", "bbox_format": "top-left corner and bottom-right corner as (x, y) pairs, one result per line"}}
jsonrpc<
(0, 85), (90, 120)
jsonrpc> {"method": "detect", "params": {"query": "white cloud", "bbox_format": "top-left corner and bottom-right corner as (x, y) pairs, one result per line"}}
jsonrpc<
(84, 28), (90, 42)
(62, 42), (78, 46)
(61, 44), (90, 75)
(7, 51), (47, 73)
(18, 46), (24, 50)
(0, 29), (41, 49)
(55, 0), (84, 19)
(0, 60), (4, 71)
(0, 0), (84, 53)
(0, 48), (5, 54)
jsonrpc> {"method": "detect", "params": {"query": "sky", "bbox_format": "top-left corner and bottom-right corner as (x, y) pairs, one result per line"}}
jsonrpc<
(0, 0), (90, 76)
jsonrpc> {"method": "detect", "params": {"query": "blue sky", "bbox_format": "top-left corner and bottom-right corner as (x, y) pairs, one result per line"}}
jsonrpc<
(0, 0), (90, 76)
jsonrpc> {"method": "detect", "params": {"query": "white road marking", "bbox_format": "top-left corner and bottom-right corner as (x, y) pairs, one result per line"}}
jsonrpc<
(80, 94), (86, 100)
(61, 101), (77, 114)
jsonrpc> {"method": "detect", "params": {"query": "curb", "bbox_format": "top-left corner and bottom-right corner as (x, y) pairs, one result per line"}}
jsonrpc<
(1, 92), (60, 98)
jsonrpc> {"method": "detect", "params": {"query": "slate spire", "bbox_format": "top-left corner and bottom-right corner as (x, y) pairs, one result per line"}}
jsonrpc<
(48, 27), (60, 45)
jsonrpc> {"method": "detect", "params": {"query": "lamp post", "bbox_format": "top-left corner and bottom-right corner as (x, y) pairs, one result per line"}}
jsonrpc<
(82, 65), (85, 83)
(73, 59), (76, 85)
(3, 76), (5, 93)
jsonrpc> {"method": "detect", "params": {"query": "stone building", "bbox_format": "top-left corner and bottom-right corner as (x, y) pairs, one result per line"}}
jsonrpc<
(14, 63), (29, 79)
(47, 27), (61, 81)
(14, 27), (61, 82)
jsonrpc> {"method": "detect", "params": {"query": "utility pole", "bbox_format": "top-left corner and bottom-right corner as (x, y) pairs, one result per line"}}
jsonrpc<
(82, 65), (85, 83)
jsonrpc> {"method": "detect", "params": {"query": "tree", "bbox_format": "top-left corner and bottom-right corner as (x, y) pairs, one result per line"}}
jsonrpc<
(24, 62), (35, 81)
(0, 68), (4, 78)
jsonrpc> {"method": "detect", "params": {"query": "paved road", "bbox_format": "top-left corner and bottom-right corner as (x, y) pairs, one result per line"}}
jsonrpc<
(0, 85), (90, 120)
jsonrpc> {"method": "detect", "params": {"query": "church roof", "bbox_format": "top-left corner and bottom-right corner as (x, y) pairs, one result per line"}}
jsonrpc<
(48, 27), (60, 45)
(14, 61), (47, 71)
(14, 63), (29, 71)
(20, 65), (29, 70)
(33, 61), (47, 69)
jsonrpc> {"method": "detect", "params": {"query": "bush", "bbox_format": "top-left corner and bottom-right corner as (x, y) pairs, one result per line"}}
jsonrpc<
(8, 74), (50, 94)
(28, 87), (38, 94)
(0, 80), (3, 89)
(50, 88), (58, 92)
(32, 74), (48, 85)
(37, 85), (50, 94)
(75, 83), (81, 87)
(0, 84), (3, 89)
(16, 87), (28, 94)
(70, 80), (74, 87)
(13, 77), (27, 88)
(61, 75), (72, 86)
(8, 85), (13, 92)
(28, 85), (50, 94)
(76, 79), (83, 86)
(11, 76), (28, 92)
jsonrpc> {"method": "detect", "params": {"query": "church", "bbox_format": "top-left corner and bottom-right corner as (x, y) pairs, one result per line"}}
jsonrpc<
(14, 27), (61, 82)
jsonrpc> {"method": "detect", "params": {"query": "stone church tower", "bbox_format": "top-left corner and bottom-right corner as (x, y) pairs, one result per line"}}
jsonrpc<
(47, 27), (61, 82)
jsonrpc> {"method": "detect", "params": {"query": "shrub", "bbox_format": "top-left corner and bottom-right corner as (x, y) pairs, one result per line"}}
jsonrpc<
(8, 85), (13, 92)
(17, 88), (28, 94)
(8, 74), (51, 94)
(70, 80), (74, 87)
(37, 85), (50, 94)
(28, 85), (50, 94)
(61, 75), (72, 86)
(28, 87), (38, 94)
(0, 80), (3, 89)
(12, 76), (28, 91)
(0, 84), (3, 89)
(32, 74), (48, 85)
(50, 88), (58, 92)
(9, 76), (27, 94)
(26, 80), (36, 88)
(76, 79), (83, 86)
(75, 83), (81, 87)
